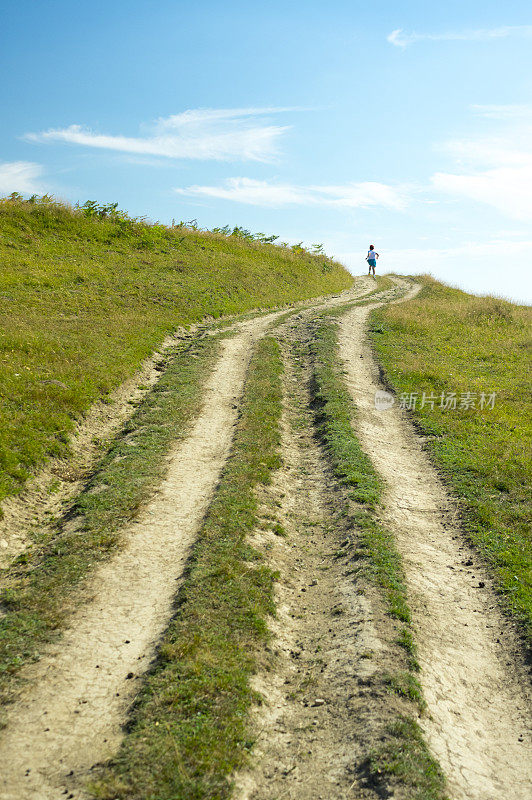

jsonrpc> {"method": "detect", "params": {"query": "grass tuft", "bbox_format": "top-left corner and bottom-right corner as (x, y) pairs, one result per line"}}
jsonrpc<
(366, 716), (449, 800)
(384, 671), (426, 710)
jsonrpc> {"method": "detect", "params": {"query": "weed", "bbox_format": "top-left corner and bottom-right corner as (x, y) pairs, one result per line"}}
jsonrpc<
(366, 716), (449, 800)
(384, 671), (426, 710)
(397, 626), (420, 671)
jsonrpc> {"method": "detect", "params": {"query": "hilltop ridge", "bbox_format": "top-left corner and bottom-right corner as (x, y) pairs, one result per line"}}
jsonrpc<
(0, 196), (352, 506)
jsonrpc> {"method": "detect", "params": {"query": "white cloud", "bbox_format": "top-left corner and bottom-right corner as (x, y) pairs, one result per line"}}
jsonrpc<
(0, 161), (44, 195)
(177, 178), (311, 206)
(312, 182), (407, 209)
(439, 135), (531, 166)
(432, 164), (532, 221)
(175, 177), (407, 210)
(339, 238), (532, 273)
(385, 238), (532, 261)
(471, 103), (532, 120)
(387, 25), (532, 48)
(24, 107), (296, 163)
(153, 106), (304, 129)
(432, 129), (532, 221)
(387, 29), (411, 47)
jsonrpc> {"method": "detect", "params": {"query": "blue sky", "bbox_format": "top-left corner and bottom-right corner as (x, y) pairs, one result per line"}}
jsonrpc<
(2, 0), (532, 302)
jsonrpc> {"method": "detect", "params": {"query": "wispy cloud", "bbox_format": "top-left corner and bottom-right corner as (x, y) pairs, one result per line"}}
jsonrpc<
(387, 25), (532, 48)
(0, 161), (44, 195)
(431, 130), (532, 221)
(24, 107), (297, 163)
(175, 177), (408, 210)
(153, 106), (305, 128)
(384, 238), (532, 261)
(471, 103), (532, 120)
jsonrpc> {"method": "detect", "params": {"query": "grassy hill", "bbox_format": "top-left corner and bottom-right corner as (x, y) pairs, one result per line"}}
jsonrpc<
(371, 277), (532, 643)
(0, 196), (352, 508)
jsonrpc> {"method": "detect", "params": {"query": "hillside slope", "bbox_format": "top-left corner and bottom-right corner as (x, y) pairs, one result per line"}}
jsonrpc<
(0, 198), (352, 507)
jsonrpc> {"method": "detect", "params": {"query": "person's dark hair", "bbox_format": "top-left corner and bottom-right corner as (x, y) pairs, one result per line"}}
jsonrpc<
(369, 245), (374, 250)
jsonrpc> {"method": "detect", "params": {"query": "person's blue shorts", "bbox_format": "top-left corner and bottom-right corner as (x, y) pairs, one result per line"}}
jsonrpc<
(368, 259), (376, 268)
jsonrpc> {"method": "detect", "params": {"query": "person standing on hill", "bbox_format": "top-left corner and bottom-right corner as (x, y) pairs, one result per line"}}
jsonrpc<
(367, 245), (379, 276)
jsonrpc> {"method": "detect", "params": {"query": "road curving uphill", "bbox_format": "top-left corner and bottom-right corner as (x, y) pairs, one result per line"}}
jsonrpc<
(0, 275), (530, 800)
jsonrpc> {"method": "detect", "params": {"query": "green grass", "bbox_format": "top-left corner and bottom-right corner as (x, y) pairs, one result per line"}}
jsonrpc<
(366, 717), (448, 800)
(370, 276), (532, 645)
(0, 197), (351, 508)
(91, 336), (284, 800)
(0, 333), (220, 701)
(308, 312), (447, 800)
(384, 671), (425, 710)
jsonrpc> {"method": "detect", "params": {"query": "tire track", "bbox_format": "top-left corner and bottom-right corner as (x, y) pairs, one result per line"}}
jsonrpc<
(0, 281), (377, 800)
(0, 280), (375, 570)
(233, 314), (388, 800)
(338, 284), (532, 800)
(0, 330), (256, 800)
(0, 334), (181, 569)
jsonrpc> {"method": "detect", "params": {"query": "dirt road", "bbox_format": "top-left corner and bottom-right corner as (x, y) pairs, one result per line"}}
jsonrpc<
(0, 277), (530, 800)
(0, 281), (376, 800)
(234, 281), (531, 800)
(234, 305), (393, 800)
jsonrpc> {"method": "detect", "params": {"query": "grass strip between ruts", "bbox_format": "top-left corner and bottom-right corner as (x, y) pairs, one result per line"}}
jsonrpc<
(0, 333), (220, 703)
(92, 336), (283, 800)
(309, 314), (448, 800)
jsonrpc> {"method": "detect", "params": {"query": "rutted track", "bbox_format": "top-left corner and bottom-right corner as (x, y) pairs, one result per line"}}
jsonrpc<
(338, 287), (532, 799)
(234, 309), (392, 800)
(233, 279), (531, 800)
(0, 335), (180, 568)
(2, 275), (529, 800)
(0, 281), (377, 800)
